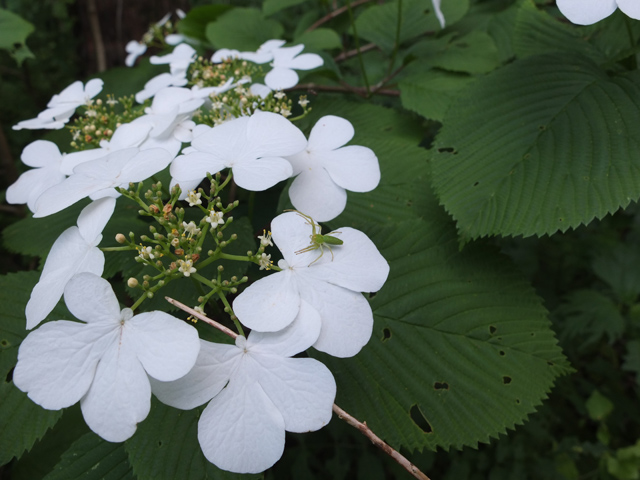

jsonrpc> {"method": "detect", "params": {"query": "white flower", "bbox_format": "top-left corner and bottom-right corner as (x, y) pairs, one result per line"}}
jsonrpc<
(205, 209), (224, 226)
(33, 147), (173, 218)
(14, 273), (200, 443)
(258, 253), (273, 270)
(258, 230), (273, 247)
(250, 83), (272, 98)
(135, 72), (189, 103)
(151, 303), (335, 474)
(178, 259), (197, 277)
(138, 245), (156, 260)
(211, 40), (285, 65)
(150, 43), (196, 75)
(264, 45), (323, 90)
(165, 33), (187, 45)
(170, 110), (306, 193)
(125, 40), (147, 67)
(6, 141), (67, 212)
(25, 198), (116, 330)
(285, 115), (380, 222)
(182, 221), (201, 236)
(186, 190), (202, 206)
(233, 212), (389, 357)
(13, 79), (104, 130)
(557, 0), (639, 25)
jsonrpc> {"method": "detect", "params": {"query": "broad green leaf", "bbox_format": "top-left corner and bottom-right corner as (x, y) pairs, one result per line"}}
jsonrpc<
(512, 0), (605, 62)
(585, 390), (614, 421)
(206, 8), (284, 51)
(487, 1), (517, 62)
(0, 271), (65, 465)
(399, 70), (474, 121)
(293, 28), (342, 51)
(263, 0), (309, 17)
(315, 214), (570, 451)
(409, 31), (501, 74)
(178, 5), (233, 43)
(592, 245), (640, 305)
(43, 432), (133, 480)
(126, 398), (261, 479)
(0, 8), (34, 65)
(431, 53), (640, 239)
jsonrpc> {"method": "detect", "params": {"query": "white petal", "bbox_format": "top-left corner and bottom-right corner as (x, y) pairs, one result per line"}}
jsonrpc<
(322, 145), (380, 192)
(298, 276), (374, 357)
(170, 151), (227, 183)
(81, 335), (151, 442)
(6, 168), (66, 212)
(245, 111), (307, 158)
(48, 81), (83, 107)
(25, 228), (105, 329)
(77, 197), (116, 243)
(64, 273), (120, 325)
(13, 321), (116, 410)
(617, 0), (640, 20)
(289, 169), (347, 223)
(284, 53), (323, 71)
(191, 116), (250, 158)
(255, 355), (335, 432)
(265, 67), (300, 90)
(21, 140), (63, 167)
(33, 174), (110, 218)
(556, 0), (616, 24)
(84, 79), (104, 101)
(119, 147), (174, 182)
(257, 39), (286, 53)
(247, 299), (321, 356)
(198, 369), (285, 474)
(232, 156), (293, 191)
(250, 83), (272, 98)
(212, 48), (241, 62)
(307, 116), (354, 151)
(270, 211), (323, 266)
(151, 340), (240, 409)
(128, 311), (200, 381)
(60, 149), (108, 175)
(233, 270), (300, 332)
(303, 227), (390, 292)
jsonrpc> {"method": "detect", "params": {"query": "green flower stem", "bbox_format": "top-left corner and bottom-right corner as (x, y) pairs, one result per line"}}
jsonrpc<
(218, 252), (252, 262)
(191, 272), (217, 290)
(216, 170), (234, 196)
(130, 291), (148, 312)
(346, 0), (371, 95)
(217, 290), (245, 337)
(195, 249), (222, 270)
(101, 246), (136, 252)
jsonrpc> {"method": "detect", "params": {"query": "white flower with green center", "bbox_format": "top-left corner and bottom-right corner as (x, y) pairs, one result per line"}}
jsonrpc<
(264, 45), (323, 90)
(233, 211), (389, 358)
(14, 273), (200, 442)
(151, 302), (335, 474)
(557, 0), (639, 24)
(258, 230), (273, 247)
(285, 115), (380, 222)
(182, 221), (201, 237)
(205, 209), (224, 226)
(186, 190), (202, 206)
(138, 246), (156, 260)
(258, 253), (273, 270)
(178, 259), (197, 277)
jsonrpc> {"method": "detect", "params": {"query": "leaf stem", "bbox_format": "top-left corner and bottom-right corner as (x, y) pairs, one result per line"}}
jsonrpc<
(346, 0), (371, 96)
(305, 0), (374, 32)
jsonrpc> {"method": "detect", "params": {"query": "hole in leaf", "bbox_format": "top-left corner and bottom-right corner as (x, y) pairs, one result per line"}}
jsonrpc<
(503, 376), (512, 385)
(382, 328), (391, 342)
(489, 325), (497, 335)
(438, 147), (456, 154)
(0, 339), (8, 347)
(158, 441), (163, 447)
(547, 361), (554, 366)
(516, 398), (521, 405)
(499, 350), (506, 356)
(434, 382), (449, 391)
(6, 367), (14, 383)
(406, 200), (413, 207)
(384, 126), (393, 132)
(531, 332), (535, 337)
(410, 404), (433, 433)
(539, 125), (546, 131)
(473, 182), (479, 187)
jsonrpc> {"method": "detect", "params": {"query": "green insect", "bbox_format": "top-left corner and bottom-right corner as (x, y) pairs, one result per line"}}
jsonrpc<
(291, 211), (343, 266)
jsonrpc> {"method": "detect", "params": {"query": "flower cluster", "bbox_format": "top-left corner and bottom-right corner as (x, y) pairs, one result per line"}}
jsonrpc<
(7, 12), (389, 475)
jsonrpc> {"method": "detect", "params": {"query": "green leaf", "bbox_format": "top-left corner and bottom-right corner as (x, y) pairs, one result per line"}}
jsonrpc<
(293, 28), (342, 51)
(0, 8), (34, 65)
(409, 31), (501, 74)
(263, 0), (309, 17)
(585, 390), (614, 421)
(178, 5), (234, 43)
(623, 340), (640, 385)
(205, 8), (284, 51)
(0, 271), (71, 466)
(431, 53), (640, 239)
(399, 70), (474, 121)
(315, 213), (570, 451)
(126, 398), (261, 479)
(592, 245), (640, 305)
(43, 432), (133, 480)
(512, 0), (605, 62)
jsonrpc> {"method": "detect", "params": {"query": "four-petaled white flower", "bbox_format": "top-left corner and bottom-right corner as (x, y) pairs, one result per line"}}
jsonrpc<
(233, 211), (389, 357)
(25, 197), (116, 330)
(150, 43), (196, 75)
(285, 115), (380, 222)
(557, 0), (639, 25)
(205, 209), (224, 226)
(13, 79), (104, 130)
(170, 110), (306, 192)
(14, 272), (200, 442)
(125, 40), (147, 67)
(151, 302), (336, 474)
(264, 45), (323, 90)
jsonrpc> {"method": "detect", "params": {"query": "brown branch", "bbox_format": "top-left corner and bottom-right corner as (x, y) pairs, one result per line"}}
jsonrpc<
(334, 42), (377, 62)
(166, 295), (433, 480)
(87, 0), (107, 72)
(290, 82), (400, 97)
(332, 404), (431, 480)
(306, 0), (375, 32)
